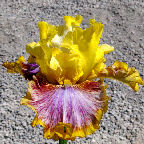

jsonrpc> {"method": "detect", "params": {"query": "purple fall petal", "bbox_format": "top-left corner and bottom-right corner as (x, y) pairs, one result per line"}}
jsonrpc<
(22, 80), (109, 136)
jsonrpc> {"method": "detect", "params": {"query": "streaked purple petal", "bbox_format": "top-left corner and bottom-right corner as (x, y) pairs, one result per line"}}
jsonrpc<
(21, 80), (109, 140)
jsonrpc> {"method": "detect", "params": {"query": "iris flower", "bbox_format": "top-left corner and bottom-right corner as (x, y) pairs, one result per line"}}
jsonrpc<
(3, 15), (143, 142)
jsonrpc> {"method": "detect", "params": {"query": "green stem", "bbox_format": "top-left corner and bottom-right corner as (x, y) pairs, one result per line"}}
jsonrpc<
(59, 139), (68, 144)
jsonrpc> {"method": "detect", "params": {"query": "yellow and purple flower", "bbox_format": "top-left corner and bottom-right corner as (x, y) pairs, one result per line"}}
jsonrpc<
(3, 15), (143, 141)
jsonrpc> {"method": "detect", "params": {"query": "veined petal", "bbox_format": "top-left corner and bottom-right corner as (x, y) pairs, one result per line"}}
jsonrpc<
(97, 61), (143, 92)
(21, 80), (109, 140)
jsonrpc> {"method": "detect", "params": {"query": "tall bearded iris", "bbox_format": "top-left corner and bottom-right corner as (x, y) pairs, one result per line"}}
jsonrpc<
(3, 15), (143, 142)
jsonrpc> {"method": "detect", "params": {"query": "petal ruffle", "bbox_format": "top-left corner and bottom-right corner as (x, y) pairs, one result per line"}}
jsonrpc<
(21, 80), (109, 140)
(96, 61), (143, 92)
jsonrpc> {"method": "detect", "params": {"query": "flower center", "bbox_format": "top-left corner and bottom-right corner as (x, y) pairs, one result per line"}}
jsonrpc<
(63, 79), (73, 87)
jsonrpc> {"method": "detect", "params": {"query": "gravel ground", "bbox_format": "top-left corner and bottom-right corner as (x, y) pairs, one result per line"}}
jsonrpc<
(0, 0), (144, 144)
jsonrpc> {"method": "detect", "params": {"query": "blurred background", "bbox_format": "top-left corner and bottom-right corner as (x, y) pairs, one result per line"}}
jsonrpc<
(0, 0), (144, 143)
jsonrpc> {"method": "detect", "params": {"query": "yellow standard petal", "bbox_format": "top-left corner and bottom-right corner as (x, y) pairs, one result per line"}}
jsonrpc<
(25, 15), (112, 84)
(72, 19), (104, 83)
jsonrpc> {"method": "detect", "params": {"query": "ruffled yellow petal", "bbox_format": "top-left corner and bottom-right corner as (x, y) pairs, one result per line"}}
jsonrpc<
(26, 16), (108, 84)
(62, 19), (104, 83)
(97, 61), (143, 92)
(25, 15), (113, 84)
(3, 56), (25, 74)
